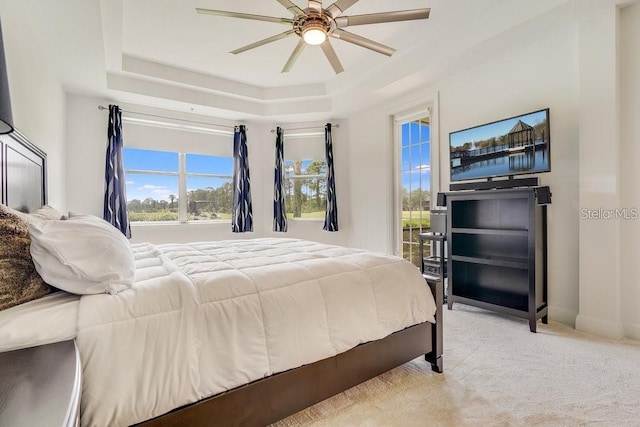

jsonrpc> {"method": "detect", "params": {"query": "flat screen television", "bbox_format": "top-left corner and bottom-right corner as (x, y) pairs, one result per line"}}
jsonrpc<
(449, 108), (550, 182)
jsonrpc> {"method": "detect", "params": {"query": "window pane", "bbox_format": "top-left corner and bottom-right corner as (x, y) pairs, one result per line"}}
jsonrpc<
(284, 159), (326, 177)
(401, 123), (410, 147)
(124, 148), (178, 172)
(283, 159), (327, 220)
(400, 117), (431, 264)
(125, 173), (179, 222)
(409, 122), (421, 144)
(410, 144), (420, 171)
(401, 147), (410, 173)
(420, 142), (431, 168)
(186, 177), (232, 220)
(285, 177), (326, 219)
(420, 143), (431, 195)
(186, 154), (233, 176)
(420, 123), (431, 142)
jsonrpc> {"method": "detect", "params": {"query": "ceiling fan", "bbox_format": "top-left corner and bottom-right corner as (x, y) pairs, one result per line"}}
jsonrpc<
(196, 0), (430, 74)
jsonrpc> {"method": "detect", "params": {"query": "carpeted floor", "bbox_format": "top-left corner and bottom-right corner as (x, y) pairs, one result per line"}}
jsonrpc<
(273, 305), (640, 426)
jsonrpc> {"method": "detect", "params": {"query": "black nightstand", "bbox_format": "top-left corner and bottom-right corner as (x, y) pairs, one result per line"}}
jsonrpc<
(0, 340), (81, 427)
(419, 232), (447, 303)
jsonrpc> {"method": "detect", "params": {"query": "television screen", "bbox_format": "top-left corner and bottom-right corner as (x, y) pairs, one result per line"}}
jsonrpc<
(449, 108), (550, 182)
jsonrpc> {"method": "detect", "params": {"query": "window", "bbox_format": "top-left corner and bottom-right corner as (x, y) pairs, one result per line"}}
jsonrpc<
(284, 159), (327, 219)
(124, 148), (233, 222)
(399, 117), (431, 267)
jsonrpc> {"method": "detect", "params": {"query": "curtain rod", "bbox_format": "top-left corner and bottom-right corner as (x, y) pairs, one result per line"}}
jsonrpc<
(270, 124), (339, 133)
(97, 105), (238, 129)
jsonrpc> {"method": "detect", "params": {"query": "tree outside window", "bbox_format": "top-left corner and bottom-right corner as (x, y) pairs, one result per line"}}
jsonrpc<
(284, 159), (327, 219)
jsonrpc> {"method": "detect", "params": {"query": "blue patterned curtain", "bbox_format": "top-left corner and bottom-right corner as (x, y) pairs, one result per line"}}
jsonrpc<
(232, 125), (253, 232)
(273, 127), (288, 232)
(323, 123), (338, 232)
(103, 104), (131, 238)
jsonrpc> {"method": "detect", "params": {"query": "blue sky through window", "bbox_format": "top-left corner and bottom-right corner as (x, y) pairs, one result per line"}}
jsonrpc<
(124, 148), (178, 172)
(401, 122), (431, 192)
(124, 148), (232, 201)
(125, 173), (178, 201)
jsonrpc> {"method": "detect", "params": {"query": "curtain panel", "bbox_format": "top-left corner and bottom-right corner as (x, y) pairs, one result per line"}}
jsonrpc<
(323, 123), (338, 232)
(273, 127), (288, 232)
(232, 125), (253, 232)
(103, 104), (131, 238)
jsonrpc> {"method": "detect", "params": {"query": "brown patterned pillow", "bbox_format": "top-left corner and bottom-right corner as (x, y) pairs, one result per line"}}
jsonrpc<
(0, 204), (52, 311)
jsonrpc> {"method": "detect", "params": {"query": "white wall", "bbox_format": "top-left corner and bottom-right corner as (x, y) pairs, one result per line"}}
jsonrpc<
(65, 94), (350, 246)
(619, 2), (640, 339)
(575, 4), (622, 338)
(574, 1), (640, 340)
(344, 0), (640, 337)
(65, 94), (106, 217)
(0, 0), (67, 209)
(345, 10), (581, 326)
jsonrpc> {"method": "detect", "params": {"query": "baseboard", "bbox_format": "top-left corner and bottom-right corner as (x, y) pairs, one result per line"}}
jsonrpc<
(575, 314), (624, 339)
(547, 306), (577, 328)
(623, 322), (640, 341)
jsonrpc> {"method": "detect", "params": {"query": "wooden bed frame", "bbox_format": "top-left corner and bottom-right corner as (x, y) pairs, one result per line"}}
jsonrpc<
(0, 130), (47, 212)
(1, 130), (444, 426)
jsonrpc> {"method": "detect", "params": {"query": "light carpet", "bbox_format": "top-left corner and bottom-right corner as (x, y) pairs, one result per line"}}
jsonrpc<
(273, 305), (640, 426)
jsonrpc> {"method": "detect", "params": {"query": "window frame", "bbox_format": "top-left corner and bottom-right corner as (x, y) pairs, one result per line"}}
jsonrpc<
(393, 102), (439, 264)
(124, 149), (233, 223)
(283, 159), (328, 221)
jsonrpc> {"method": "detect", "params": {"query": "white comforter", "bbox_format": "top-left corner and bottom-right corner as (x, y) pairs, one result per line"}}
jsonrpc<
(76, 238), (436, 426)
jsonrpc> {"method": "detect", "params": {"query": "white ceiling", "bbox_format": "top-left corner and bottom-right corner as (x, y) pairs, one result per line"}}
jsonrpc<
(15, 0), (579, 122)
(123, 0), (432, 87)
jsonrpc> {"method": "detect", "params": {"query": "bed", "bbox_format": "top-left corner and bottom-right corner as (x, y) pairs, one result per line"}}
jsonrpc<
(0, 130), (443, 426)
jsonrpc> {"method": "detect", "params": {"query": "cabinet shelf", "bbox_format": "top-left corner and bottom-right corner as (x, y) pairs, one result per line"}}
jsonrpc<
(451, 288), (528, 313)
(446, 187), (550, 332)
(450, 254), (528, 269)
(451, 227), (528, 236)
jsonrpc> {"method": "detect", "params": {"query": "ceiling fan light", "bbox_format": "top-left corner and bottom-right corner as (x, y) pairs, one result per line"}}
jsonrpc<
(302, 26), (326, 45)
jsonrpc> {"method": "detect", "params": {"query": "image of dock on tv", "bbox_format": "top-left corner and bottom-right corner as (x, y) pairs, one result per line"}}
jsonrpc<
(449, 108), (550, 182)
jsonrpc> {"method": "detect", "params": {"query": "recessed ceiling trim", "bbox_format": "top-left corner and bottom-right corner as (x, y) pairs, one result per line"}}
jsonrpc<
(107, 72), (332, 117)
(121, 55), (327, 101)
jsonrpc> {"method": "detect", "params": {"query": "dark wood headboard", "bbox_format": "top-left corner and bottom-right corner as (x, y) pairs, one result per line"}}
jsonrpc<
(0, 130), (47, 213)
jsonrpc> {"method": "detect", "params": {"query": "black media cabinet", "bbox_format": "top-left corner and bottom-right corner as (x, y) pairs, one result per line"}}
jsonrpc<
(446, 187), (550, 332)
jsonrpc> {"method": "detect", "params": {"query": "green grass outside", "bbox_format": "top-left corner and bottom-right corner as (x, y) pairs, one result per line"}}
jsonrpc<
(288, 211), (325, 219)
(129, 210), (431, 225)
(402, 210), (431, 228)
(129, 211), (233, 222)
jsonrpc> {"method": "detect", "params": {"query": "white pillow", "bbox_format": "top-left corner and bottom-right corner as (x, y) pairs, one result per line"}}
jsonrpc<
(28, 214), (134, 295)
(30, 205), (64, 221)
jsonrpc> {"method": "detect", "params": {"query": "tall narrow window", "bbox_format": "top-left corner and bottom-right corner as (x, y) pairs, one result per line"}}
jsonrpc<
(400, 117), (431, 267)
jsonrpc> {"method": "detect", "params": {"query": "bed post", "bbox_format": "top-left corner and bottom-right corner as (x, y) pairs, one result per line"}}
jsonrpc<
(425, 279), (443, 373)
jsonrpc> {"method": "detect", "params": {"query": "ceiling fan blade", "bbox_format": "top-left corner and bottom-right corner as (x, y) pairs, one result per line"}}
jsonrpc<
(326, 0), (360, 18)
(196, 8), (293, 25)
(231, 30), (297, 55)
(276, 0), (305, 16)
(282, 38), (307, 72)
(331, 28), (395, 56)
(308, 0), (323, 13)
(321, 40), (344, 74)
(335, 9), (430, 28)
